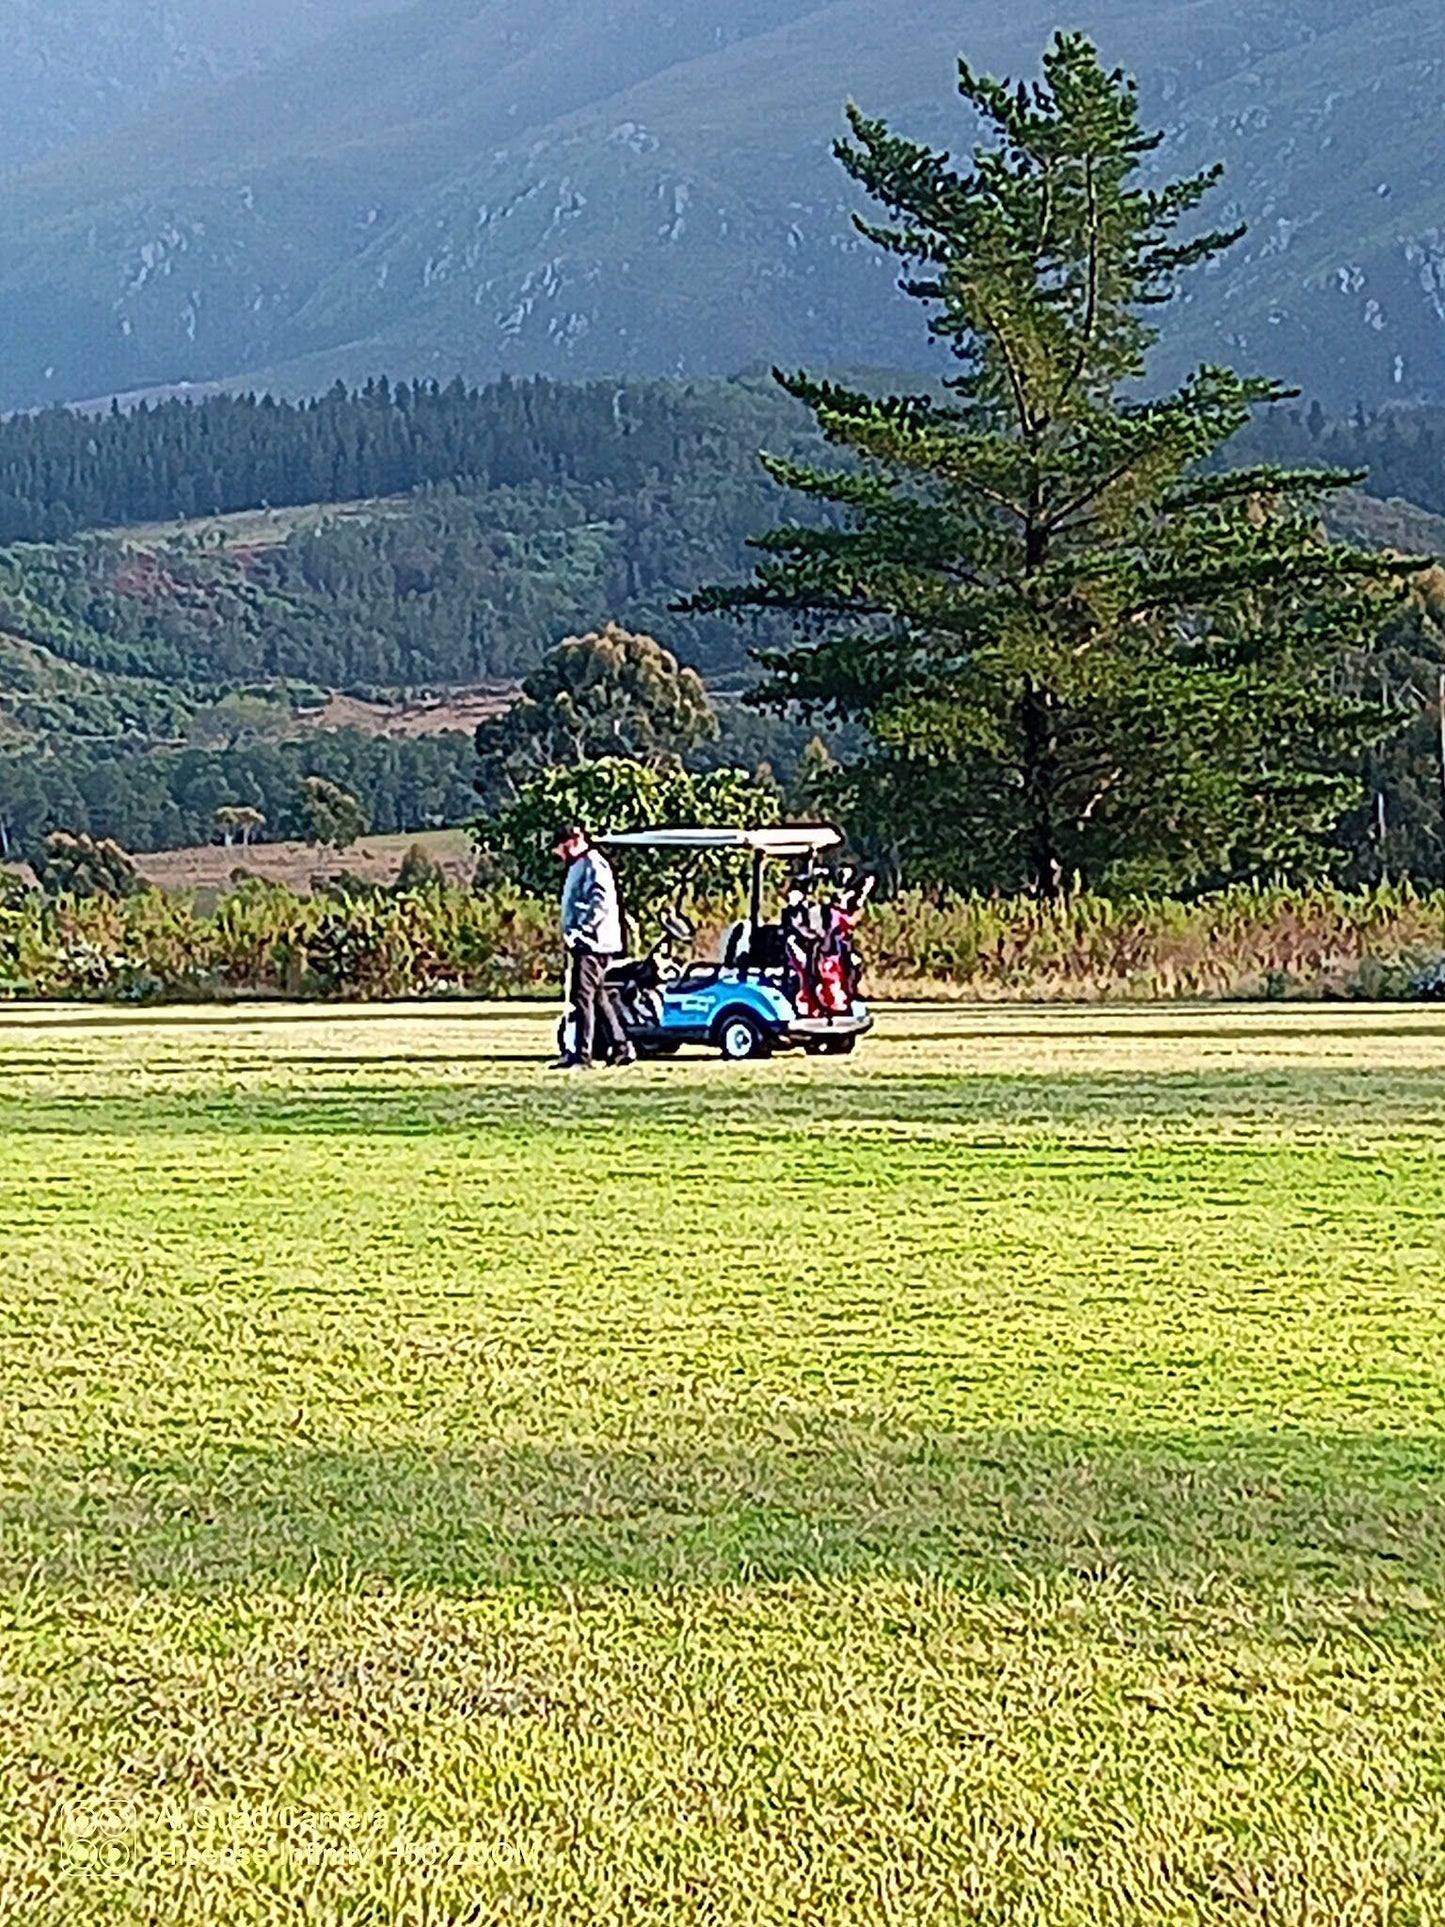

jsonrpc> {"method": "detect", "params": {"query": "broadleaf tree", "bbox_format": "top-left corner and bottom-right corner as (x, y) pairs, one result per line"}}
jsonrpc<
(476, 757), (779, 926)
(475, 624), (718, 811)
(688, 33), (1417, 897)
(292, 777), (369, 852)
(35, 831), (145, 901)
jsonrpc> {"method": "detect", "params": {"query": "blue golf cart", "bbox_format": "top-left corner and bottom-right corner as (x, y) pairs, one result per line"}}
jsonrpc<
(563, 825), (874, 1062)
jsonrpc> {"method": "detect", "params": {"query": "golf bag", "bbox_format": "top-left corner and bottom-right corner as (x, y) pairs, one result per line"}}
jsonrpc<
(815, 875), (873, 1014)
(782, 886), (828, 1017)
(782, 872), (873, 1016)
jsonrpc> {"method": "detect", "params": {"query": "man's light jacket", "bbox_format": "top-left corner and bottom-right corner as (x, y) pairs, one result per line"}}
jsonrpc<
(561, 848), (624, 957)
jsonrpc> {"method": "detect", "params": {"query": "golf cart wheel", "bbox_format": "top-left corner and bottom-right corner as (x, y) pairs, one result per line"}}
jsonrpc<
(716, 1012), (771, 1062)
(806, 1034), (858, 1057)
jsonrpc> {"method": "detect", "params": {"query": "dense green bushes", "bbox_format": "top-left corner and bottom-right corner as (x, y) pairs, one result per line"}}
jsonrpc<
(2, 878), (1443, 1005)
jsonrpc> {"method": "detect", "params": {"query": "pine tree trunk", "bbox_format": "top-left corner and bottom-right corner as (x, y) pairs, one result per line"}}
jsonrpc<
(1020, 680), (1066, 902)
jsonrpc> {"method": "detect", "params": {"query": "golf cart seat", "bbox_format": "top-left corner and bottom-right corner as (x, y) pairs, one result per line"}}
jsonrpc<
(721, 921), (787, 974)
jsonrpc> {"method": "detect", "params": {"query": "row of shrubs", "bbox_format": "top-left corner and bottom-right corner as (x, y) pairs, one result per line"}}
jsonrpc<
(865, 885), (1445, 1002)
(0, 878), (561, 1003)
(4, 871), (1445, 1003)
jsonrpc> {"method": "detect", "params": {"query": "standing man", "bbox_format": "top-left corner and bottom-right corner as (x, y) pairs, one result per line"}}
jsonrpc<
(552, 824), (635, 1069)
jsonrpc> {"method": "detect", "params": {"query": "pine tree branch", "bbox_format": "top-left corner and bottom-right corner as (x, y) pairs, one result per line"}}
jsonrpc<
(1059, 153), (1101, 412)
(1167, 464), (1366, 510)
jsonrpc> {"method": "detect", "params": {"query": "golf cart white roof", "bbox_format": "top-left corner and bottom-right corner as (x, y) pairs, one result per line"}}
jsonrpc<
(601, 825), (843, 858)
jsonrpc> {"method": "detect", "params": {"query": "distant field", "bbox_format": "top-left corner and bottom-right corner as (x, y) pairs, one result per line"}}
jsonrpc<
(297, 687), (514, 741)
(2, 1003), (1444, 1923)
(104, 496), (408, 551)
(136, 827), (476, 897)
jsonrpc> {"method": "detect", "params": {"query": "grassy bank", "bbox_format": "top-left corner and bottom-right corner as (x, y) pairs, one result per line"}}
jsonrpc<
(2, 1003), (1444, 1921)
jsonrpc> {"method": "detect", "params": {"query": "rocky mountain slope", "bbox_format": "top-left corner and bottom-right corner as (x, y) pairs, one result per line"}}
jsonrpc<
(0, 0), (1440, 410)
(0, 1), (409, 172)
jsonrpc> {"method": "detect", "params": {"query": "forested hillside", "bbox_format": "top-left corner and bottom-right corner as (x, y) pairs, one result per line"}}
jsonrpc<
(0, 376), (816, 858)
(9, 374), (1445, 562)
(1241, 405), (1445, 522)
(0, 376), (813, 686)
(2, 372), (1444, 870)
(0, 375), (814, 544)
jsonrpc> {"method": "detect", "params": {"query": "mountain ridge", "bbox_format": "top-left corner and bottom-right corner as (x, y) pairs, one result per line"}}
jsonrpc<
(0, 1), (412, 172)
(0, 1), (1441, 411)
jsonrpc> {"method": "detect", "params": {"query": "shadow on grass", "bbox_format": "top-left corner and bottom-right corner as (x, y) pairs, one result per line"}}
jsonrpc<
(2, 1066), (1444, 1140)
(0, 1004), (553, 1031)
(5, 1429), (1443, 1609)
(8, 1003), (1445, 1040)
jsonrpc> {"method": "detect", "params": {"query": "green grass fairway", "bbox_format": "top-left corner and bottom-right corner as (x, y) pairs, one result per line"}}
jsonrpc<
(3, 1005), (1445, 1924)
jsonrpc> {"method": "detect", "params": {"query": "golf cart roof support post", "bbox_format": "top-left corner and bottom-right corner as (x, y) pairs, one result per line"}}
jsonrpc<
(750, 850), (765, 930)
(677, 852), (703, 910)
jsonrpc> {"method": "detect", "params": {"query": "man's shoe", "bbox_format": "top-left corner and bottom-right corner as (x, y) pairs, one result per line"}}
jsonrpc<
(548, 1055), (585, 1071)
(608, 1044), (639, 1068)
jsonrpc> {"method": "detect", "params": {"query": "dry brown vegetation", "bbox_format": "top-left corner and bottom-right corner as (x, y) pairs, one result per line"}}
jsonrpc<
(296, 689), (515, 742)
(134, 829), (475, 898)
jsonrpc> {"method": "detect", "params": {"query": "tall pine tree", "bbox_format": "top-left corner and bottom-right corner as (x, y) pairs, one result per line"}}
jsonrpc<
(690, 34), (1416, 897)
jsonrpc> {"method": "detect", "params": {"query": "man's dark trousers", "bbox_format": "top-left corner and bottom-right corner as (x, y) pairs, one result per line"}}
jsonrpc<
(570, 948), (628, 1066)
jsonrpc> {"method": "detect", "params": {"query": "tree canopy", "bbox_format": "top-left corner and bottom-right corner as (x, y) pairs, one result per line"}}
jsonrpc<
(475, 624), (718, 809)
(691, 33), (1418, 897)
(293, 777), (370, 853)
(35, 831), (144, 901)
(476, 759), (780, 922)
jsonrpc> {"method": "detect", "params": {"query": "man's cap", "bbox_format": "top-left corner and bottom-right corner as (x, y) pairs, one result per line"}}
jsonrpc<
(551, 822), (587, 848)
